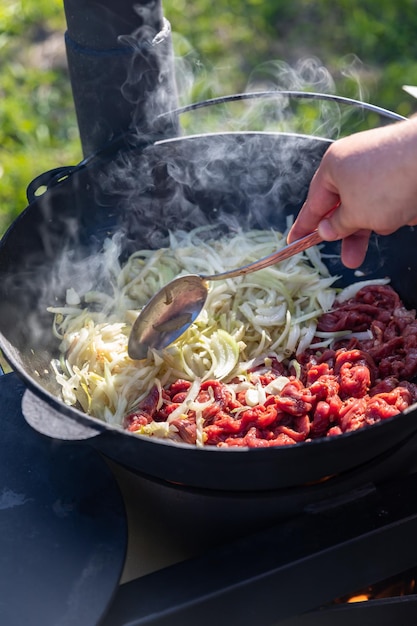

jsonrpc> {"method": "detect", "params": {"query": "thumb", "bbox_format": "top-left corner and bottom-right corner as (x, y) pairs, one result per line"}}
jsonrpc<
(288, 194), (340, 243)
(288, 169), (340, 243)
(317, 202), (355, 241)
(317, 215), (340, 241)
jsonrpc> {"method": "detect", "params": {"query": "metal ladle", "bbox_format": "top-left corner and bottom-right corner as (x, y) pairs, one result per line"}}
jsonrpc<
(128, 230), (322, 360)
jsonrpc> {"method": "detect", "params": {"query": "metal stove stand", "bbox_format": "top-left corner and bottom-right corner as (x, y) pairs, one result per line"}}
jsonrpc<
(103, 455), (417, 625)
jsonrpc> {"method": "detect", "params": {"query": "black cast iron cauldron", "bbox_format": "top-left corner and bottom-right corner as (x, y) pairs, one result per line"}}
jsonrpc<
(0, 92), (415, 492)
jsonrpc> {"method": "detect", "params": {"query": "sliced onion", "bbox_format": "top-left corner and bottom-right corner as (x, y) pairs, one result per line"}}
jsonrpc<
(167, 378), (202, 423)
(336, 278), (390, 303)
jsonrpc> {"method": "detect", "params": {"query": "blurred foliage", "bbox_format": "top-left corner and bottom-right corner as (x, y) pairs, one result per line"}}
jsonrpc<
(166, 0), (417, 114)
(0, 0), (81, 235)
(1, 0), (417, 238)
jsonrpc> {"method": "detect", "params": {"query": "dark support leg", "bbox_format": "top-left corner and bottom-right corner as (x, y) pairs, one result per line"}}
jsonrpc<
(63, 0), (179, 156)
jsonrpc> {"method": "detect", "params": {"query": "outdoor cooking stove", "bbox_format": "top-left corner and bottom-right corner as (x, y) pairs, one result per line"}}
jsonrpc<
(2, 1), (417, 624)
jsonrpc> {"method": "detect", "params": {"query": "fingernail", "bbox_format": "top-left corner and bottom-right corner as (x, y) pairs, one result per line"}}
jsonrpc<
(318, 218), (338, 241)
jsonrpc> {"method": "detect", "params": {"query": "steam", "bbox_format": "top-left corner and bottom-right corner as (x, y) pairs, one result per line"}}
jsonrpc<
(0, 17), (382, 392)
(117, 9), (179, 138)
(92, 50), (366, 254)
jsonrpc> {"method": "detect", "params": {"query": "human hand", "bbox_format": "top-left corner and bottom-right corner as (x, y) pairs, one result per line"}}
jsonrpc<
(287, 118), (417, 268)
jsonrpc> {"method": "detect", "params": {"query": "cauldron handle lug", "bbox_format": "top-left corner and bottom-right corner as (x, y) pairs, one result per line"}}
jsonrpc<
(21, 388), (103, 441)
(26, 166), (80, 204)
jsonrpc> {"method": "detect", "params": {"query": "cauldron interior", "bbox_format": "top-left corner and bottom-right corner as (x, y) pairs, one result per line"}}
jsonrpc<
(2, 131), (417, 491)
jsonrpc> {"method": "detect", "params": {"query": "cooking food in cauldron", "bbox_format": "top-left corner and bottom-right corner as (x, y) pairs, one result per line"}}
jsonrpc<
(47, 224), (417, 448)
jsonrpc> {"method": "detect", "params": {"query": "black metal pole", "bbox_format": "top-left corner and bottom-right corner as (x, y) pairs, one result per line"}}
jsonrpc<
(63, 0), (179, 157)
